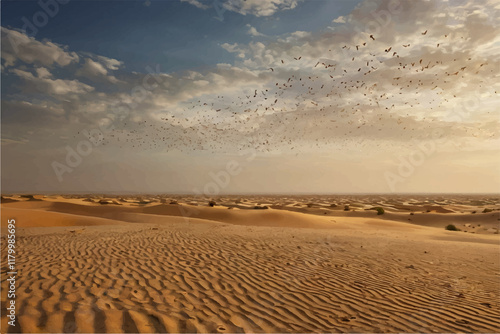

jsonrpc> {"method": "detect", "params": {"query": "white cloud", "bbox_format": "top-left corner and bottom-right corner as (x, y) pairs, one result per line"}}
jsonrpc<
(96, 55), (123, 70)
(332, 15), (346, 23)
(1, 27), (79, 67)
(35, 67), (52, 79)
(181, 0), (302, 16)
(246, 24), (264, 37)
(180, 0), (210, 10)
(11, 68), (94, 95)
(223, 0), (301, 16)
(221, 42), (246, 58)
(76, 58), (122, 83)
(80, 59), (108, 76)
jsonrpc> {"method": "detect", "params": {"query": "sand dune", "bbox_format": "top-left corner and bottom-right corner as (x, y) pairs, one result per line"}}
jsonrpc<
(140, 204), (341, 229)
(1, 195), (499, 333)
(3, 195), (499, 233)
(1, 208), (126, 228)
(2, 200), (338, 229)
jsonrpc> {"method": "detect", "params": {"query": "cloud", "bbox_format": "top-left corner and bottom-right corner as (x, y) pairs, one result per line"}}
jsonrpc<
(35, 67), (52, 79)
(180, 0), (210, 10)
(181, 0), (302, 17)
(220, 42), (246, 58)
(332, 16), (346, 23)
(222, 0), (301, 16)
(76, 58), (122, 83)
(1, 27), (79, 67)
(96, 55), (123, 70)
(80, 59), (108, 76)
(11, 68), (94, 95)
(246, 24), (264, 37)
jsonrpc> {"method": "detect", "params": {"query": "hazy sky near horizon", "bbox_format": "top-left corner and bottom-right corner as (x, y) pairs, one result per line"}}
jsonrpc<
(1, 0), (499, 194)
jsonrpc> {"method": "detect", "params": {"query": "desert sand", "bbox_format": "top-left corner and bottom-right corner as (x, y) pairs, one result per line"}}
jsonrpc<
(1, 194), (499, 333)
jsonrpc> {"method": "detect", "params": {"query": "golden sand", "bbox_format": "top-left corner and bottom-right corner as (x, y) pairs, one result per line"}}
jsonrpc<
(1, 195), (499, 332)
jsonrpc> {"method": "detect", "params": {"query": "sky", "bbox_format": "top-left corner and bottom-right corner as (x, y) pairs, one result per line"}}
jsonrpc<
(1, 0), (499, 194)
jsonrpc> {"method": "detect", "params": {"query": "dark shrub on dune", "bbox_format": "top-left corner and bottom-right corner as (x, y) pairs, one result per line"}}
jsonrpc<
(98, 199), (121, 205)
(209, 200), (216, 207)
(367, 207), (385, 215)
(445, 224), (460, 231)
(344, 205), (350, 211)
(254, 205), (269, 210)
(20, 195), (42, 201)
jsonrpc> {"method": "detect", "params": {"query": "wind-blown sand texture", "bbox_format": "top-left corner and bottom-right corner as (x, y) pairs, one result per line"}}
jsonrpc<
(1, 195), (499, 333)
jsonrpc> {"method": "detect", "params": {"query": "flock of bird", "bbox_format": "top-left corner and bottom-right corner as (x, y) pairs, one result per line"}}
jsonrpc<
(81, 29), (496, 153)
